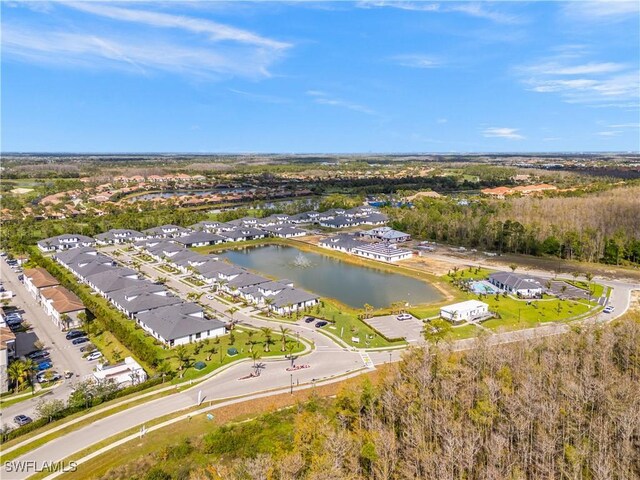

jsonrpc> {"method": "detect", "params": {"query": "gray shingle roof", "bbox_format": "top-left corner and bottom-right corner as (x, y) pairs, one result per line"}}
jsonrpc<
(135, 303), (226, 342)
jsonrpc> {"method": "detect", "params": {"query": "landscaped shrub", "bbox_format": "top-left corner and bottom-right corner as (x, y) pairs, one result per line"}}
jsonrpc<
(29, 248), (160, 368)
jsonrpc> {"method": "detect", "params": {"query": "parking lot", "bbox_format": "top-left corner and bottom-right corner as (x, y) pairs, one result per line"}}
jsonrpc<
(364, 314), (425, 344)
(1, 256), (97, 428)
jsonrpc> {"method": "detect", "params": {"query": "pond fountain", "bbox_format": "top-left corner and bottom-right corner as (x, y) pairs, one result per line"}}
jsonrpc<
(292, 252), (313, 268)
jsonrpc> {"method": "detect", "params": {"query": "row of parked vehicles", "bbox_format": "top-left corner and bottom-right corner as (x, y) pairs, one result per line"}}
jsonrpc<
(304, 317), (329, 328)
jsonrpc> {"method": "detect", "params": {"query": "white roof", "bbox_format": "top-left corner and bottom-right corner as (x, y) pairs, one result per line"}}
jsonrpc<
(440, 300), (488, 313)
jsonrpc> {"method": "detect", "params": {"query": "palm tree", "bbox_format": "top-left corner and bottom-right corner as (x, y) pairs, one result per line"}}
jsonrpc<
(60, 314), (71, 331)
(279, 325), (291, 352)
(7, 361), (27, 392)
(263, 297), (275, 316)
(509, 264), (517, 272)
(246, 330), (256, 353)
(261, 327), (273, 352)
(173, 345), (191, 371)
(363, 303), (373, 319)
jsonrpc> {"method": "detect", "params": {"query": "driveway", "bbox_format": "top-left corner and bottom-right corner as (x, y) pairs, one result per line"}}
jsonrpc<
(0, 259), (95, 429)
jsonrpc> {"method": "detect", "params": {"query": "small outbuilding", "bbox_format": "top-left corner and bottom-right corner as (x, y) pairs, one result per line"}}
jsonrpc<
(440, 300), (489, 324)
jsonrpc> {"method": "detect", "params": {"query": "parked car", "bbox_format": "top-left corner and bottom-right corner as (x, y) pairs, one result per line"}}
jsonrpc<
(37, 361), (53, 371)
(37, 371), (62, 383)
(86, 351), (103, 361)
(603, 305), (615, 314)
(80, 343), (96, 353)
(396, 313), (412, 321)
(14, 415), (32, 426)
(315, 321), (328, 328)
(64, 371), (74, 379)
(26, 350), (50, 361)
(65, 330), (86, 340)
(206, 295), (214, 300)
(304, 316), (316, 323)
(72, 337), (90, 345)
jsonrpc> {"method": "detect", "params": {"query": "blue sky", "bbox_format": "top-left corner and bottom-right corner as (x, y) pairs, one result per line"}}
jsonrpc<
(2, 1), (639, 153)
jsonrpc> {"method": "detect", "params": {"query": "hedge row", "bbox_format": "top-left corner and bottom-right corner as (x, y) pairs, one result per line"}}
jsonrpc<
(1, 376), (170, 443)
(28, 248), (161, 369)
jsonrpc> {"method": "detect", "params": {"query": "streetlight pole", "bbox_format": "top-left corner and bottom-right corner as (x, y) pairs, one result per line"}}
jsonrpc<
(389, 351), (392, 364)
(290, 374), (293, 395)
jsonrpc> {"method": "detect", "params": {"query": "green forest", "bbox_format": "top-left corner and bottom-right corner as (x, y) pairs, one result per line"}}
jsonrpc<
(100, 312), (640, 480)
(389, 186), (640, 265)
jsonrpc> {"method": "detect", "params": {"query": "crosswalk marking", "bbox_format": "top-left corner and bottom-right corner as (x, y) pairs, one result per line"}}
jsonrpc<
(359, 352), (375, 369)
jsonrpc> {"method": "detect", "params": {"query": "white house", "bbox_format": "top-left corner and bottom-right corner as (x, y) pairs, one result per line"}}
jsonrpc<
(352, 243), (413, 263)
(93, 357), (147, 387)
(440, 300), (489, 323)
(489, 272), (544, 298)
(40, 286), (85, 330)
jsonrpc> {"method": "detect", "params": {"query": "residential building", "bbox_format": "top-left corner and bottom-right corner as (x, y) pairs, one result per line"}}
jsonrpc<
(489, 272), (544, 298)
(37, 234), (95, 252)
(352, 243), (413, 262)
(23, 267), (60, 300)
(134, 303), (226, 346)
(1, 326), (16, 393)
(40, 286), (85, 330)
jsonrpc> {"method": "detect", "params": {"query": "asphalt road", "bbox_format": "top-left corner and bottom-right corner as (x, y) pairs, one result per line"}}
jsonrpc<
(0, 259), (96, 429)
(1, 246), (636, 479)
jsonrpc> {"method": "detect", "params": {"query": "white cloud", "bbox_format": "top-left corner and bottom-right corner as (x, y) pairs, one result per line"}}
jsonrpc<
(483, 127), (525, 140)
(228, 88), (290, 104)
(516, 52), (639, 108)
(564, 1), (640, 22)
(2, 3), (291, 80)
(65, 2), (290, 50)
(608, 123), (640, 128)
(306, 91), (376, 115)
(2, 25), (281, 79)
(392, 54), (441, 69)
(357, 1), (523, 24)
(597, 131), (620, 137)
(437, 118), (448, 124)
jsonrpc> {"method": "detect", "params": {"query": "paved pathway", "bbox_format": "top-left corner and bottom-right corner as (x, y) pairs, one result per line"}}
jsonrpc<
(0, 260), (94, 429)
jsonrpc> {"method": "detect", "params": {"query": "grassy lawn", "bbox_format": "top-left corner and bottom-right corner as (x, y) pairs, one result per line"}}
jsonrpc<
(310, 298), (406, 347)
(44, 367), (381, 480)
(446, 266), (495, 281)
(448, 324), (482, 340)
(154, 328), (307, 382)
(0, 388), (50, 408)
(157, 264), (180, 274)
(183, 276), (205, 287)
(481, 296), (594, 332)
(133, 253), (155, 263)
(90, 330), (143, 367)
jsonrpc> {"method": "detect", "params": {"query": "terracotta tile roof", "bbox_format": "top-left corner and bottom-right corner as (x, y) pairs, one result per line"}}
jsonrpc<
(1, 326), (16, 349)
(24, 267), (60, 289)
(40, 286), (85, 314)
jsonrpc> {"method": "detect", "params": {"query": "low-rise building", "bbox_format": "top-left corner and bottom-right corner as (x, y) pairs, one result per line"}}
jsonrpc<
(93, 357), (147, 387)
(40, 286), (85, 330)
(489, 272), (544, 298)
(1, 327), (17, 393)
(23, 267), (60, 300)
(37, 234), (95, 252)
(134, 303), (226, 346)
(440, 300), (489, 323)
(352, 243), (413, 262)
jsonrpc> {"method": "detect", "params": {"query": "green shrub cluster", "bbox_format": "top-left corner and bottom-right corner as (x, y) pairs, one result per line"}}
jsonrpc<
(29, 248), (160, 368)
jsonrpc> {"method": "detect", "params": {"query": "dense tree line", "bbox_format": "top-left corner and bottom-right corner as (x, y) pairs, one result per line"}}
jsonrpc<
(116, 314), (640, 480)
(30, 249), (161, 368)
(0, 206), (207, 254)
(389, 186), (640, 265)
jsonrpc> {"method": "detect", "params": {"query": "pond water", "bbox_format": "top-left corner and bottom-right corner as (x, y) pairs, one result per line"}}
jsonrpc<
(219, 244), (442, 309)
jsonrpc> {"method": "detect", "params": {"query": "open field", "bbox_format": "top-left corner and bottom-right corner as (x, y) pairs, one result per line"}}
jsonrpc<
(47, 365), (389, 480)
